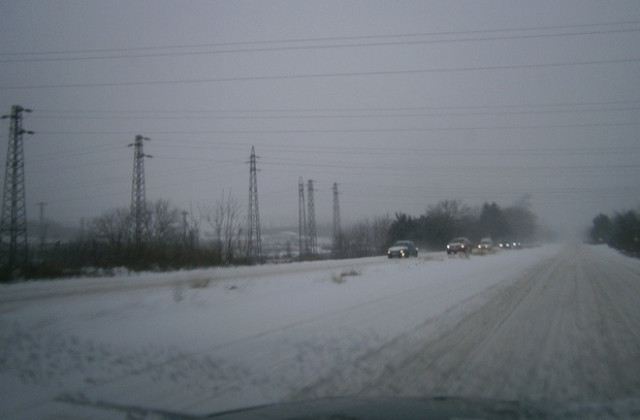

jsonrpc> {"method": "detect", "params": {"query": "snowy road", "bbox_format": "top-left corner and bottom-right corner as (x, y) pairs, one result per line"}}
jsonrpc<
(297, 244), (640, 404)
(1, 244), (639, 418)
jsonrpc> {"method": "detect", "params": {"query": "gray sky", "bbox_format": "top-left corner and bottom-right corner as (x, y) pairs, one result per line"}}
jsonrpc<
(1, 1), (639, 237)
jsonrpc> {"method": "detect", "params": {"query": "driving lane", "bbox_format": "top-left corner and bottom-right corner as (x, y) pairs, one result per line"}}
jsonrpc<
(357, 244), (640, 405)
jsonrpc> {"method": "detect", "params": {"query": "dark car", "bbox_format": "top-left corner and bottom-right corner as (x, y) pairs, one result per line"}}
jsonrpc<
(387, 240), (418, 258)
(446, 237), (472, 255)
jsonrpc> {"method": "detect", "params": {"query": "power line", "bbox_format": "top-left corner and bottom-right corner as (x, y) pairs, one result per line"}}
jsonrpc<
(2, 20), (638, 62)
(31, 99), (640, 116)
(332, 182), (342, 258)
(3, 28), (639, 64)
(298, 177), (308, 258)
(221, 144), (640, 158)
(307, 180), (317, 256)
(260, 159), (639, 174)
(28, 105), (640, 120)
(246, 146), (262, 263)
(32, 121), (640, 137)
(4, 57), (639, 90)
(21, 142), (639, 200)
(29, 161), (637, 210)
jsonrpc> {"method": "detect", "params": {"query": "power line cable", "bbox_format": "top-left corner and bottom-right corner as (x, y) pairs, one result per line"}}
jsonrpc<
(4, 57), (639, 90)
(32, 121), (640, 136)
(31, 99), (640, 116)
(2, 28), (639, 64)
(28, 105), (640, 120)
(0, 20), (640, 58)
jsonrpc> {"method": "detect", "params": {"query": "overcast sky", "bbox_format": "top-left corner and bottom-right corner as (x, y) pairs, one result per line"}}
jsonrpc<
(1, 1), (639, 238)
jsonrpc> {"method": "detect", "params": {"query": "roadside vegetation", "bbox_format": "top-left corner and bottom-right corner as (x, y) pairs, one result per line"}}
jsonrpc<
(3, 196), (546, 281)
(381, 199), (542, 252)
(588, 209), (640, 257)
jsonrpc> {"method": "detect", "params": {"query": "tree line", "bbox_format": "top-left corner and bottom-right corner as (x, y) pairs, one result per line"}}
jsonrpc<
(334, 199), (540, 257)
(387, 200), (538, 251)
(588, 209), (640, 256)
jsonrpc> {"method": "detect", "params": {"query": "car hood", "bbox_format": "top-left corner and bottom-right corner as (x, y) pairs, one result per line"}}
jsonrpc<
(62, 395), (640, 419)
(206, 396), (640, 419)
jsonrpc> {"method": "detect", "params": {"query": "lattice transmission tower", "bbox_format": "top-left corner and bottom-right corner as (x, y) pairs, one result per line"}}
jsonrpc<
(332, 182), (342, 257)
(128, 135), (151, 246)
(307, 179), (317, 255)
(298, 177), (308, 258)
(246, 146), (262, 262)
(1, 105), (33, 272)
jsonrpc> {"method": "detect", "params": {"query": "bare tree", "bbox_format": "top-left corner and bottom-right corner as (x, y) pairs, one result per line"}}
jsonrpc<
(147, 199), (180, 244)
(89, 207), (131, 263)
(183, 203), (200, 249)
(199, 203), (221, 261)
(341, 220), (372, 258)
(202, 191), (244, 263)
(91, 208), (130, 247)
(371, 215), (392, 253)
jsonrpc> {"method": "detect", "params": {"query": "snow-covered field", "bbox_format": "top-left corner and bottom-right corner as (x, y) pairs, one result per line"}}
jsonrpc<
(1, 244), (638, 419)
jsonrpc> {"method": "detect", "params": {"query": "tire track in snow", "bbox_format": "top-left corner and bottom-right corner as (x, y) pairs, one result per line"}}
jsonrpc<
(317, 244), (640, 405)
(288, 249), (560, 401)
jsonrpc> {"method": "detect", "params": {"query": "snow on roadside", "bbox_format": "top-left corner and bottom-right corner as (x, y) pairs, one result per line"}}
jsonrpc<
(0, 245), (560, 419)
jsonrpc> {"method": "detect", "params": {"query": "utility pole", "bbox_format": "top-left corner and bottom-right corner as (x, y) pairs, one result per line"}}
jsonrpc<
(128, 135), (151, 246)
(307, 179), (317, 255)
(246, 146), (262, 263)
(1, 105), (33, 274)
(332, 182), (341, 257)
(298, 177), (308, 258)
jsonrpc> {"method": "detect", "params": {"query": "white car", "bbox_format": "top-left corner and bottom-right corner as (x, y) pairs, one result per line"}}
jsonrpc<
(477, 237), (493, 252)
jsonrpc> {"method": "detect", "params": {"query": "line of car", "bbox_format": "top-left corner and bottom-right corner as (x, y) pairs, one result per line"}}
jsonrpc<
(387, 237), (522, 258)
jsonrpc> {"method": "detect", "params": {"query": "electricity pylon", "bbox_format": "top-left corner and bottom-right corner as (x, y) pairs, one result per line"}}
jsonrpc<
(246, 146), (262, 262)
(332, 182), (342, 257)
(307, 179), (317, 255)
(1, 105), (33, 273)
(298, 177), (308, 258)
(128, 135), (151, 246)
